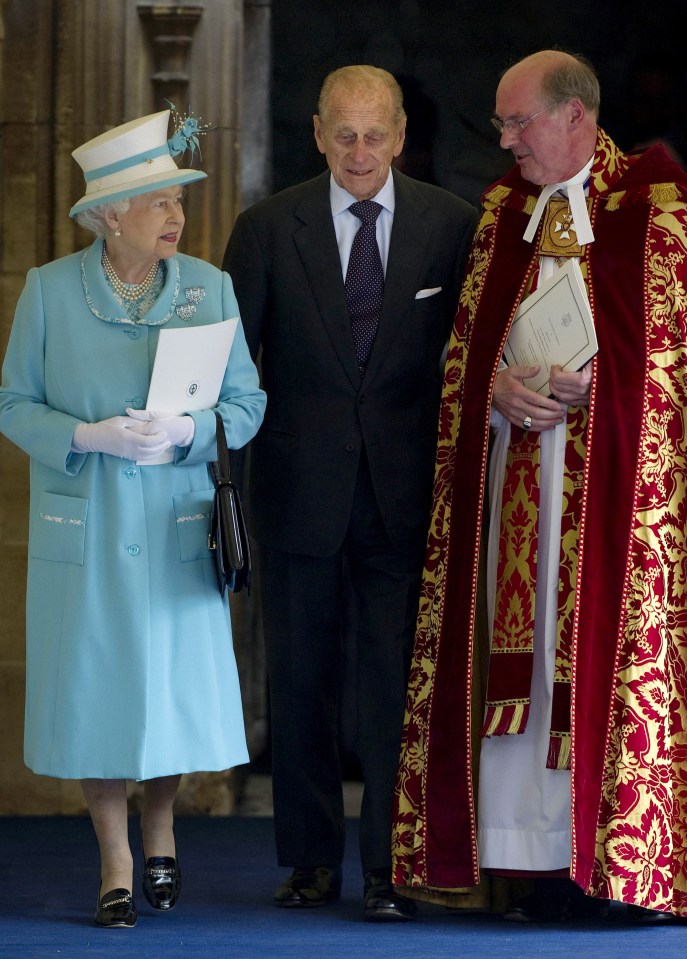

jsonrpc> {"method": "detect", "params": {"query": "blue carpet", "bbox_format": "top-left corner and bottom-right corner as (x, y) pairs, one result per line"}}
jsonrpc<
(1, 816), (684, 958)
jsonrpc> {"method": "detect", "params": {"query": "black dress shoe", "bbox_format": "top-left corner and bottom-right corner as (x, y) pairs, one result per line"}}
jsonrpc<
(503, 892), (563, 922)
(142, 856), (181, 911)
(363, 869), (416, 922)
(503, 879), (608, 923)
(627, 904), (678, 924)
(94, 887), (137, 928)
(274, 866), (342, 907)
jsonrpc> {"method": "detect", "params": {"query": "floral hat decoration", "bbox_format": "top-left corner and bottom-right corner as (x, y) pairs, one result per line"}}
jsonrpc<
(69, 105), (211, 218)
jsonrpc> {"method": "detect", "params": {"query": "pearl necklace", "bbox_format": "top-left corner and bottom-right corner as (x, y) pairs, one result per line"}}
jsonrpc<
(102, 248), (160, 302)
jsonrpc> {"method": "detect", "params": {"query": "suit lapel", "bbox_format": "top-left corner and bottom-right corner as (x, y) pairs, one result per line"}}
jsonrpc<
(292, 170), (435, 389)
(293, 173), (361, 387)
(364, 171), (432, 385)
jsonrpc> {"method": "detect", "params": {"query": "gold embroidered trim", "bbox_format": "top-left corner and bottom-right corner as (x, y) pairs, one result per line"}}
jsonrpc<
(483, 702), (527, 737)
(485, 184), (512, 206)
(604, 191), (625, 211)
(523, 194), (538, 215)
(650, 182), (679, 203)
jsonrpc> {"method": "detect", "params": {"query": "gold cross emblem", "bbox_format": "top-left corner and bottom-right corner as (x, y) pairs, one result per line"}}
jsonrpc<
(537, 197), (592, 257)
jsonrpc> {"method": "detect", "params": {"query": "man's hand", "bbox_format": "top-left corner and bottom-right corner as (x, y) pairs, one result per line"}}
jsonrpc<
(492, 365), (565, 432)
(549, 362), (592, 407)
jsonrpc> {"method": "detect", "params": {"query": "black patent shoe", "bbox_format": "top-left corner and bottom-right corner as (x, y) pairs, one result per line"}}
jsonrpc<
(363, 868), (417, 922)
(274, 866), (342, 907)
(94, 887), (137, 928)
(142, 856), (181, 911)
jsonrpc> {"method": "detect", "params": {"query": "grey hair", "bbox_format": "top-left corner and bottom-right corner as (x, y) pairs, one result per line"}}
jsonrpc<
(317, 65), (406, 129)
(541, 53), (601, 118)
(75, 198), (131, 237)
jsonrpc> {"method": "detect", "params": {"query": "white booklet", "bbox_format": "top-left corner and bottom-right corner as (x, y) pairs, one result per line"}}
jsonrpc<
(503, 259), (597, 396)
(140, 317), (239, 464)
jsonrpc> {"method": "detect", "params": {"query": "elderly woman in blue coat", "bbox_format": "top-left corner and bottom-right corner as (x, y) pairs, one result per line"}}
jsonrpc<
(0, 110), (266, 928)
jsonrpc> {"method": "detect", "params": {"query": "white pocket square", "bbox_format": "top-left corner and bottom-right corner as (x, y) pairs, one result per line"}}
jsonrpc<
(415, 287), (442, 299)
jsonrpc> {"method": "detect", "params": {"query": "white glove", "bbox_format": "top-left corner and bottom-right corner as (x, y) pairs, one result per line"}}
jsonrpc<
(125, 408), (195, 448)
(72, 415), (172, 461)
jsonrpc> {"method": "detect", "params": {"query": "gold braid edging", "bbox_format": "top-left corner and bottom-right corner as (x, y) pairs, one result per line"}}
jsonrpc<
(392, 203), (501, 885)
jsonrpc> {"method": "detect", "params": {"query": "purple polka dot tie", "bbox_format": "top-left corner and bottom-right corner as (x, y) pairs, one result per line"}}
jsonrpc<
(345, 200), (384, 374)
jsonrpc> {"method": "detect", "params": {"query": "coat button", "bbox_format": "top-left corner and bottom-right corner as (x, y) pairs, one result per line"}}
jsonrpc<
(127, 544), (140, 556)
(125, 328), (141, 340)
(344, 443), (355, 452)
(124, 466), (137, 478)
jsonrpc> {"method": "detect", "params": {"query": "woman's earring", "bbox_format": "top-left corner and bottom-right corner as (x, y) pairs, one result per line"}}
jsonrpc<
(114, 228), (121, 237)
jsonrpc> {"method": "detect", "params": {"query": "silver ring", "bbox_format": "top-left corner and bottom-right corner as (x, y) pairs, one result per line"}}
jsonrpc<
(523, 415), (532, 430)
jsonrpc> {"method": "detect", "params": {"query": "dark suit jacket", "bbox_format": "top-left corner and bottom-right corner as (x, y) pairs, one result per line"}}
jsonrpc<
(222, 168), (478, 557)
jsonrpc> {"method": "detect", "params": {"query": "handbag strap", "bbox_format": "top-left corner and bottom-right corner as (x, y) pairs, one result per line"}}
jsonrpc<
(211, 411), (231, 486)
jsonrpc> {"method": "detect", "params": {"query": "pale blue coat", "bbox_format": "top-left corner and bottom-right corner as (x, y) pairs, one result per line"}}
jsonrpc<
(0, 239), (266, 780)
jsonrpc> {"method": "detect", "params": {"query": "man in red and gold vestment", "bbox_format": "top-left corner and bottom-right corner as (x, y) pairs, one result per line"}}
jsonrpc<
(392, 49), (687, 922)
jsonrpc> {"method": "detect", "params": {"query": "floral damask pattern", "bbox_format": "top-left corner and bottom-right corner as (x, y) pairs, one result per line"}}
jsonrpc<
(591, 200), (687, 913)
(604, 802), (673, 904)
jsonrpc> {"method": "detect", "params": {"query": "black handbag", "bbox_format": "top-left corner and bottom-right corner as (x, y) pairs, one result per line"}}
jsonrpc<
(208, 411), (252, 595)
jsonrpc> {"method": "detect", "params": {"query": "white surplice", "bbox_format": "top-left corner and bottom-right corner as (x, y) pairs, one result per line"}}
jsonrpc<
(477, 163), (594, 870)
(478, 398), (572, 870)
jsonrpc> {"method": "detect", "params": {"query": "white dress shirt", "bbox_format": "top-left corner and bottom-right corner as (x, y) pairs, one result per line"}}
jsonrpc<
(328, 170), (395, 279)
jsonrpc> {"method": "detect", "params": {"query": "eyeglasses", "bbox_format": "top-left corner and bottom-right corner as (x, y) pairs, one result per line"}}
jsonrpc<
(490, 102), (562, 135)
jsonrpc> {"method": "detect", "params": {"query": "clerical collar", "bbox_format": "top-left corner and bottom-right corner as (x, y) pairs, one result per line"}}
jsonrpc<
(523, 156), (595, 246)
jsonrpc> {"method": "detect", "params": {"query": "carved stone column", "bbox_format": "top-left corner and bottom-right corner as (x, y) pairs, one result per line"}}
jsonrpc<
(136, 2), (203, 114)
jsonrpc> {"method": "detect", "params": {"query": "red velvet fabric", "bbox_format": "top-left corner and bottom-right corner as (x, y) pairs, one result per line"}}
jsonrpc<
(423, 212), (537, 887)
(569, 196), (650, 888)
(393, 135), (687, 901)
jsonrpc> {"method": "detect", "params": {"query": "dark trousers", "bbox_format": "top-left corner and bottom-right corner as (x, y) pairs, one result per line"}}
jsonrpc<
(259, 453), (423, 876)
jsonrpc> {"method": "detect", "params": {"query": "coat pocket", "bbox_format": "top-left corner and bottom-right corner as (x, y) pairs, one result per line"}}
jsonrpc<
(31, 492), (88, 565)
(173, 491), (213, 562)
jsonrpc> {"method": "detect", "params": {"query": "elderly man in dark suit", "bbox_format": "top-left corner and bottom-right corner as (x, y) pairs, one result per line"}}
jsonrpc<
(223, 64), (477, 922)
